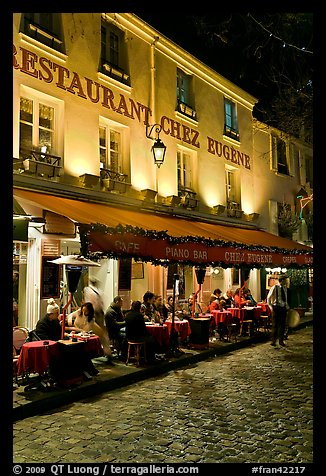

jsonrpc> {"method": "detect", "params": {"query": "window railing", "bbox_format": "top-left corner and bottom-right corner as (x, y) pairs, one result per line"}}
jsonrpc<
(224, 124), (240, 141)
(176, 99), (197, 120)
(17, 147), (62, 178)
(100, 167), (130, 193)
(178, 186), (198, 209)
(100, 59), (130, 85)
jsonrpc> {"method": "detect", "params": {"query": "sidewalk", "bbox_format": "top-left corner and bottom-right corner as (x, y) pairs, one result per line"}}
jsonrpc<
(13, 312), (313, 421)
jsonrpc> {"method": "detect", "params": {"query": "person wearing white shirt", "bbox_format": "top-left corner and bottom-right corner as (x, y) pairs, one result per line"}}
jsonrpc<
(267, 275), (289, 348)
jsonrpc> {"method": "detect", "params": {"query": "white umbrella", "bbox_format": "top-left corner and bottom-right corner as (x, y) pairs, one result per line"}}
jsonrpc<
(49, 255), (100, 266)
(49, 255), (100, 339)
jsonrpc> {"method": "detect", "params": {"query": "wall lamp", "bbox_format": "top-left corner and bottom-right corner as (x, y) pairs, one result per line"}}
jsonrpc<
(146, 124), (166, 168)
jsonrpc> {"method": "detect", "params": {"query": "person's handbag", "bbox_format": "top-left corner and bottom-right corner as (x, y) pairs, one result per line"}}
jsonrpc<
(286, 309), (300, 328)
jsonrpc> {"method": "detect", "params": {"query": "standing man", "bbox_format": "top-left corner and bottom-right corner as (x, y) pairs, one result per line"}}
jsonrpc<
(267, 275), (289, 348)
(83, 277), (105, 329)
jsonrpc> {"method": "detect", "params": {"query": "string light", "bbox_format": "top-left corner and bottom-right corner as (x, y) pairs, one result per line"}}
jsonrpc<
(248, 14), (313, 55)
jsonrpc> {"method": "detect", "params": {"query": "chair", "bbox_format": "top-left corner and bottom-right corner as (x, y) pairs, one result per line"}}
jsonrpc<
(126, 340), (147, 367)
(13, 326), (29, 354)
(13, 326), (29, 385)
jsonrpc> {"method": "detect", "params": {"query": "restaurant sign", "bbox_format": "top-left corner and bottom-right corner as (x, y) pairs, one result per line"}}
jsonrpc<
(87, 231), (312, 267)
(13, 44), (251, 170)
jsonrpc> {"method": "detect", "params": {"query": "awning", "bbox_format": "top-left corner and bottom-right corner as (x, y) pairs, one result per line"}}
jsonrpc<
(13, 188), (313, 268)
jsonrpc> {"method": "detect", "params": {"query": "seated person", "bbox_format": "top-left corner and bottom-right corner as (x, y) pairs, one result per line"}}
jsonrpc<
(243, 288), (257, 306)
(124, 300), (160, 362)
(234, 288), (251, 307)
(223, 289), (235, 308)
(35, 298), (64, 341)
(188, 294), (202, 317)
(104, 296), (126, 352)
(153, 295), (167, 324)
(36, 299), (99, 379)
(140, 291), (157, 322)
(67, 302), (113, 362)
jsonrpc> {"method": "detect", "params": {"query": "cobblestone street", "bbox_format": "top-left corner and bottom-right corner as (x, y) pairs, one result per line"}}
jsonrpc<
(13, 326), (313, 465)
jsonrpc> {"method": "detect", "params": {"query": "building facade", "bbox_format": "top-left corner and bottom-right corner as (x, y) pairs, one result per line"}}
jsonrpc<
(13, 13), (313, 329)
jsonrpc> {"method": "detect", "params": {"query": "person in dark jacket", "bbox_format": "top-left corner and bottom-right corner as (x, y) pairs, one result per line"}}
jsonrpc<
(124, 300), (158, 362)
(35, 298), (62, 341)
(104, 296), (126, 352)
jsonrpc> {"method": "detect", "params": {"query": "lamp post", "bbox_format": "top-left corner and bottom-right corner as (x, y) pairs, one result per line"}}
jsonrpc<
(146, 123), (166, 168)
(192, 267), (206, 318)
(49, 255), (100, 339)
(166, 273), (183, 358)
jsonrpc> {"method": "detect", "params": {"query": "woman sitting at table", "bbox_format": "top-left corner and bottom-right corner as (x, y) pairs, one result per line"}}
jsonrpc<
(223, 289), (235, 308)
(141, 291), (157, 322)
(243, 288), (257, 306)
(35, 298), (63, 341)
(234, 288), (251, 307)
(67, 302), (113, 362)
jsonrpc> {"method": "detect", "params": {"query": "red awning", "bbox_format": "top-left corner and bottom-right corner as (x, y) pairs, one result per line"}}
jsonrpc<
(14, 188), (313, 268)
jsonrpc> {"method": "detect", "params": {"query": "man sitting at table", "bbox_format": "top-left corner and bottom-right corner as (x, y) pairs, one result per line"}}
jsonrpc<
(124, 300), (159, 363)
(35, 298), (63, 341)
(35, 299), (99, 380)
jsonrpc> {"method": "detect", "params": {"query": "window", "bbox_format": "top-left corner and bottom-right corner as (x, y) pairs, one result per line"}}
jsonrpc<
(224, 98), (239, 141)
(271, 135), (289, 175)
(177, 150), (193, 190)
(100, 22), (129, 85)
(20, 96), (55, 154)
(305, 156), (313, 187)
(176, 69), (196, 120)
(99, 125), (122, 173)
(225, 168), (236, 203)
(20, 13), (64, 53)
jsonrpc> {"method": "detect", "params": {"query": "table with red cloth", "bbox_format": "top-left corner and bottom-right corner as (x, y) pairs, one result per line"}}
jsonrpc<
(76, 335), (103, 359)
(165, 319), (191, 342)
(145, 323), (170, 348)
(17, 336), (103, 376)
(243, 306), (262, 320)
(227, 307), (245, 322)
(17, 340), (60, 376)
(257, 302), (272, 316)
(211, 310), (232, 326)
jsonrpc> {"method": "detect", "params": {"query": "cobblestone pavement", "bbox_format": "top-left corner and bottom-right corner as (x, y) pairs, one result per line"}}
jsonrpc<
(13, 326), (313, 464)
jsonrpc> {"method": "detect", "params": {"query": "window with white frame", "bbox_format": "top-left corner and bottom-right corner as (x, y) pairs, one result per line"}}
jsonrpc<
(177, 149), (193, 190)
(19, 96), (56, 155)
(99, 125), (122, 173)
(224, 98), (239, 141)
(225, 167), (236, 203)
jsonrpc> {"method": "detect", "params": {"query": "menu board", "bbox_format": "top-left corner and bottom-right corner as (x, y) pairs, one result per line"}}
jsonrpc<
(41, 256), (60, 298)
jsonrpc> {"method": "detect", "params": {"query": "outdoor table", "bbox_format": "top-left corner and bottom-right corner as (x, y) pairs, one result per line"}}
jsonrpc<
(188, 318), (211, 349)
(211, 310), (232, 326)
(227, 307), (245, 322)
(145, 323), (170, 348)
(257, 302), (271, 316)
(58, 335), (103, 358)
(165, 319), (191, 342)
(17, 340), (59, 376)
(243, 306), (262, 320)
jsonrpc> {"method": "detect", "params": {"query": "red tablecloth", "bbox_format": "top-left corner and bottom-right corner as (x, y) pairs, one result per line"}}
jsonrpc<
(212, 310), (232, 326)
(165, 319), (191, 342)
(145, 324), (170, 348)
(17, 340), (59, 375)
(243, 306), (262, 320)
(59, 336), (103, 359)
(257, 302), (271, 316)
(227, 307), (245, 322)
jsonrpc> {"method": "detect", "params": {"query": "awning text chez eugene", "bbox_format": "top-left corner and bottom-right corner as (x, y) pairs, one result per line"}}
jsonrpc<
(88, 232), (313, 267)
(14, 44), (251, 170)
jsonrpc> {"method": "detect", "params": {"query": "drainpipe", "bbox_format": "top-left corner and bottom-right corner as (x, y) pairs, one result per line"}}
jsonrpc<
(150, 36), (159, 124)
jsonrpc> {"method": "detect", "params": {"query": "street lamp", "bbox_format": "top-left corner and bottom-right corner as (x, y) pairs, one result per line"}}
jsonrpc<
(146, 123), (166, 168)
(166, 273), (184, 358)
